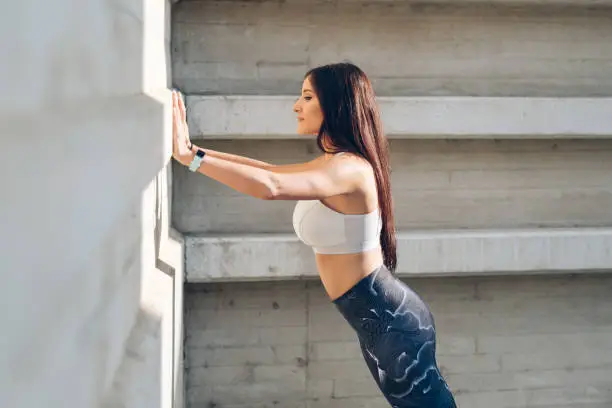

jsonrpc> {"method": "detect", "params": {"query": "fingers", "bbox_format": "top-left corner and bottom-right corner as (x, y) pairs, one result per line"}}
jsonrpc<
(178, 92), (187, 123)
(172, 104), (179, 140)
(171, 89), (191, 150)
(172, 91), (181, 139)
(171, 95), (178, 130)
(172, 89), (178, 110)
(171, 89), (187, 123)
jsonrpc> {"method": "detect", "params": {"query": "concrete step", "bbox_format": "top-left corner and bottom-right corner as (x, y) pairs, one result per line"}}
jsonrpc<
(184, 227), (612, 282)
(186, 95), (612, 140)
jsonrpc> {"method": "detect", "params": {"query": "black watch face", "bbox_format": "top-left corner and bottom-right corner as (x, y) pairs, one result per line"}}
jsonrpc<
(197, 149), (205, 158)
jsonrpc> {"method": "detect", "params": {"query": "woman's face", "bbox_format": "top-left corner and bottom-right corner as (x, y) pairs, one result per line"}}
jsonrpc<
(293, 76), (324, 136)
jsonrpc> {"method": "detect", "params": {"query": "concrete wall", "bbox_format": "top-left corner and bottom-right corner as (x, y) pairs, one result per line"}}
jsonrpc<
(177, 138), (612, 281)
(174, 139), (612, 234)
(0, 1), (184, 407)
(185, 95), (612, 139)
(172, 1), (612, 97)
(184, 274), (612, 408)
(171, 0), (612, 281)
(172, 1), (612, 406)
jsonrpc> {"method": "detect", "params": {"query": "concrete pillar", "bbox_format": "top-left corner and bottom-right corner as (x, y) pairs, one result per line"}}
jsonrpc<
(0, 0), (184, 407)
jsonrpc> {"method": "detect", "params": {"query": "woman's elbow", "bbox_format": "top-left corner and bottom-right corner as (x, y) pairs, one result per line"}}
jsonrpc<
(255, 174), (280, 200)
(258, 189), (278, 200)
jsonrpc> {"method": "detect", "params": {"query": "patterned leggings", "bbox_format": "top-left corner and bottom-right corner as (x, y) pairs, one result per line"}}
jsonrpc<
(333, 265), (457, 408)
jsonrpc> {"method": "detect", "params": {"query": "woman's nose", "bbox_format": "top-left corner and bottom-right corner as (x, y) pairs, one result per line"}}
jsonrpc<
(293, 98), (301, 113)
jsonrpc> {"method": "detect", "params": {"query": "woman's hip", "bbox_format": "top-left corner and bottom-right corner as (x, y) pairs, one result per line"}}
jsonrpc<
(332, 265), (455, 406)
(332, 264), (436, 345)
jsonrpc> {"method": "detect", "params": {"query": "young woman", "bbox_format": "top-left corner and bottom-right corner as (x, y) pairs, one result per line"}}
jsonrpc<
(172, 63), (457, 407)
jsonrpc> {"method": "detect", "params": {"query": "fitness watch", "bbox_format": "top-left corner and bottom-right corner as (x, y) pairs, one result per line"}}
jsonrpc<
(188, 149), (206, 172)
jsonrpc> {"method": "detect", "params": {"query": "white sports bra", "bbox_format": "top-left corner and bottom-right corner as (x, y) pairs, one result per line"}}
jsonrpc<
(292, 199), (382, 254)
(292, 152), (382, 254)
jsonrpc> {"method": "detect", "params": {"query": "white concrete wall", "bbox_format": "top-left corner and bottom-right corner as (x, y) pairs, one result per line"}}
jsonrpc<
(184, 274), (612, 408)
(0, 1), (184, 407)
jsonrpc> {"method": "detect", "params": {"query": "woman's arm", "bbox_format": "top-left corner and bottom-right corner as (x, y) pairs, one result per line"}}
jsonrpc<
(201, 148), (272, 169)
(181, 147), (360, 200)
(200, 146), (323, 173)
(172, 90), (356, 199)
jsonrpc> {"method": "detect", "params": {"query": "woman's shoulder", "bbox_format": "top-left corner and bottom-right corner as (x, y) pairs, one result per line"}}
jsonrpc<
(328, 152), (375, 185)
(327, 151), (361, 161)
(329, 152), (377, 204)
(332, 151), (371, 168)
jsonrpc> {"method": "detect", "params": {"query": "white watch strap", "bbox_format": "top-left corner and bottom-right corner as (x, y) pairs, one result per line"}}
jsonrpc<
(188, 152), (204, 172)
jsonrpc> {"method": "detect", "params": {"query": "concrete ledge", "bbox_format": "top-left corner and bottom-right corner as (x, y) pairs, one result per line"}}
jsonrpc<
(185, 228), (612, 282)
(186, 96), (612, 139)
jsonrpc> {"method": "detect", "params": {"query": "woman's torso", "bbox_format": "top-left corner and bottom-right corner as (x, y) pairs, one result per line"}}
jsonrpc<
(294, 153), (384, 300)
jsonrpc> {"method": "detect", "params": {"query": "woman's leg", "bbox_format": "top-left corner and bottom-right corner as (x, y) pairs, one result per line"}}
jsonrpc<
(358, 328), (456, 408)
(334, 266), (457, 407)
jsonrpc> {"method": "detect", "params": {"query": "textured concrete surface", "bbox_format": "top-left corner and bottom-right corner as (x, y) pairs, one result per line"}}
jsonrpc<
(172, 0), (612, 407)
(172, 1), (612, 97)
(186, 95), (612, 138)
(184, 274), (612, 407)
(173, 139), (612, 234)
(171, 0), (612, 280)
(0, 1), (184, 407)
(184, 228), (612, 281)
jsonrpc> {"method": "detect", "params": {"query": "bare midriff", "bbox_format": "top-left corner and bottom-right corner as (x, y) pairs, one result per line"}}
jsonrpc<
(315, 247), (384, 301)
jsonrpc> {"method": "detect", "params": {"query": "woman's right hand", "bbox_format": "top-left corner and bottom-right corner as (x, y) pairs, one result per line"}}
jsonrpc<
(172, 89), (193, 166)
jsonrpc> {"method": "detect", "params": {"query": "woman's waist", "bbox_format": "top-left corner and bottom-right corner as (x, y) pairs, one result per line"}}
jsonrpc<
(332, 264), (435, 334)
(315, 249), (384, 301)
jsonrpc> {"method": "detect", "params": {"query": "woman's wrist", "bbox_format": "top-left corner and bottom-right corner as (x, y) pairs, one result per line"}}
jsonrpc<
(189, 143), (199, 156)
(182, 143), (203, 167)
(179, 144), (194, 167)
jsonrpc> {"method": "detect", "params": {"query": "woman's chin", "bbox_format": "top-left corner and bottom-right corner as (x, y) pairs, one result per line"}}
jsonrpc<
(296, 127), (317, 136)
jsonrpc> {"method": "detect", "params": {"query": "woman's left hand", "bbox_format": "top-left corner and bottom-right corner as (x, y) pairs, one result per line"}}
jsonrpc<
(172, 89), (193, 165)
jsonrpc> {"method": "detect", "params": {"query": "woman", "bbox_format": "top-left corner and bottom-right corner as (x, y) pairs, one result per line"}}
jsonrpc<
(172, 63), (457, 407)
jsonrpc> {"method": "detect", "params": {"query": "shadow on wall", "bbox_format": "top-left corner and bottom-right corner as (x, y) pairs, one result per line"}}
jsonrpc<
(102, 305), (164, 407)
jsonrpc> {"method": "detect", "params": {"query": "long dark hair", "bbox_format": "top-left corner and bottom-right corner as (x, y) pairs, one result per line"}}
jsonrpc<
(305, 63), (397, 272)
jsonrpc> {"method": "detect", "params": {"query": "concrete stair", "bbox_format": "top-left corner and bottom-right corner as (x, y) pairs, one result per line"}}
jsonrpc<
(184, 228), (612, 282)
(187, 95), (612, 139)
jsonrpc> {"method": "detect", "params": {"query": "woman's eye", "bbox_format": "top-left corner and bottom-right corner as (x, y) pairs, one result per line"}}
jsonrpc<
(304, 96), (312, 101)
